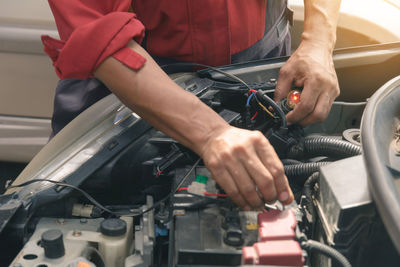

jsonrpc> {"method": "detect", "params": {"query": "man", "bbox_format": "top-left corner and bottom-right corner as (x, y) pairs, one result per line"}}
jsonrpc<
(42, 0), (340, 210)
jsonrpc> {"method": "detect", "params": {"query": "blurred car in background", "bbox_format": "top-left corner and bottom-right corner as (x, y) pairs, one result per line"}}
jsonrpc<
(0, 0), (57, 163)
(290, 0), (400, 49)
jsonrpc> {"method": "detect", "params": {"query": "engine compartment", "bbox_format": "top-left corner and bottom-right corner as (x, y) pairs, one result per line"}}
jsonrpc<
(1, 51), (400, 267)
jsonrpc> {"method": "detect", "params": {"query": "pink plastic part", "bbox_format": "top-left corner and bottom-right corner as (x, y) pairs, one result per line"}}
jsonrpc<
(258, 209), (297, 241)
(242, 247), (258, 264)
(255, 240), (303, 266)
(242, 209), (304, 266)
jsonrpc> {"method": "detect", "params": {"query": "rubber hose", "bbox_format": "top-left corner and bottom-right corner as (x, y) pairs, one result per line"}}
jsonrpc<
(289, 136), (361, 159)
(282, 159), (303, 165)
(301, 240), (352, 267)
(302, 172), (319, 215)
(284, 162), (330, 178)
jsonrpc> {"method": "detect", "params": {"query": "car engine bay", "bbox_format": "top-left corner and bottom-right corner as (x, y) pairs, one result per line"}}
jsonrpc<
(1, 48), (400, 267)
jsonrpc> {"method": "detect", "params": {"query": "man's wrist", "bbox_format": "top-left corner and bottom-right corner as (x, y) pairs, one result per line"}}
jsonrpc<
(190, 118), (231, 158)
(300, 31), (336, 53)
(302, 0), (341, 54)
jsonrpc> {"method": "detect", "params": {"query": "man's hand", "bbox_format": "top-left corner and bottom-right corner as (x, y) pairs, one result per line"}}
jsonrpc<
(275, 41), (339, 126)
(200, 126), (294, 210)
(275, 0), (341, 126)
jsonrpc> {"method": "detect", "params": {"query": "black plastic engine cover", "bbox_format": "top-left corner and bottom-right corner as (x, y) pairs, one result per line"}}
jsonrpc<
(314, 156), (400, 267)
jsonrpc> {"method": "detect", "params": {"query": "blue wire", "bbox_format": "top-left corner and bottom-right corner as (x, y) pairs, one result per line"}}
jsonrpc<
(246, 92), (255, 107)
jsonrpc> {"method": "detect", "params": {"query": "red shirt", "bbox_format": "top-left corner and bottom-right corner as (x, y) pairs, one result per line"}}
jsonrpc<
(42, 0), (267, 80)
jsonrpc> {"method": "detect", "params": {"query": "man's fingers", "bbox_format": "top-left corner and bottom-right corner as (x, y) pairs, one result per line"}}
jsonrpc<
(299, 92), (333, 126)
(286, 78), (320, 124)
(244, 158), (278, 203)
(274, 66), (294, 102)
(273, 170), (294, 205)
(227, 159), (264, 208)
(253, 136), (294, 204)
(210, 168), (250, 209)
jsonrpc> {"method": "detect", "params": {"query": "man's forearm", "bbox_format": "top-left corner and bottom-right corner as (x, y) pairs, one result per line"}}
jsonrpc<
(302, 0), (341, 51)
(275, 0), (341, 125)
(94, 41), (294, 209)
(94, 41), (229, 157)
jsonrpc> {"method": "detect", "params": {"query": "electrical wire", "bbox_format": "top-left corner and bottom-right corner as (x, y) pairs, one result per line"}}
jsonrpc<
(256, 90), (288, 128)
(177, 187), (188, 192)
(204, 192), (227, 198)
(257, 101), (277, 118)
(161, 62), (253, 92)
(6, 158), (202, 218)
(6, 179), (118, 216)
(156, 165), (163, 177)
(246, 92), (256, 107)
(332, 101), (366, 106)
(250, 111), (258, 121)
(177, 187), (227, 198)
(301, 240), (352, 267)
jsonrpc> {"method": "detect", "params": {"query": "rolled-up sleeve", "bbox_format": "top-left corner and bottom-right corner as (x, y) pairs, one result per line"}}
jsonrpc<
(42, 0), (146, 80)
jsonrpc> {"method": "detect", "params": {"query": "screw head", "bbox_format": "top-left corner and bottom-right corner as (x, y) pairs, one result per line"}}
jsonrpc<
(72, 230), (82, 237)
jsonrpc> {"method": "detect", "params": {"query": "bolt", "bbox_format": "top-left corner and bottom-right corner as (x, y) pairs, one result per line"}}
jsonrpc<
(355, 134), (361, 143)
(395, 138), (400, 155)
(173, 209), (186, 216)
(395, 125), (400, 155)
(269, 78), (277, 84)
(72, 230), (82, 237)
(80, 218), (88, 224)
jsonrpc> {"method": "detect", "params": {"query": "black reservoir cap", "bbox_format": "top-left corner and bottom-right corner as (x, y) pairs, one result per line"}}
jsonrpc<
(100, 218), (127, 237)
(41, 229), (65, 259)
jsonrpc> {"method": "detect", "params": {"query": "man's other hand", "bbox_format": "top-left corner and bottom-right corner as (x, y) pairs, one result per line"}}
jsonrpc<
(274, 41), (340, 126)
(200, 126), (294, 210)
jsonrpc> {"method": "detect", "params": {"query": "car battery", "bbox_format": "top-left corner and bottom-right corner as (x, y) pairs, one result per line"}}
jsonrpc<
(173, 206), (259, 266)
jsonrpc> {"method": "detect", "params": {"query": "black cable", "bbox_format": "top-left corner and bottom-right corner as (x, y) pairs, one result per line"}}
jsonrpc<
(255, 90), (288, 128)
(173, 198), (220, 209)
(302, 172), (319, 215)
(6, 158), (201, 218)
(301, 240), (352, 267)
(174, 158), (201, 191)
(6, 179), (118, 216)
(284, 161), (330, 178)
(161, 62), (253, 92)
(288, 136), (361, 159)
